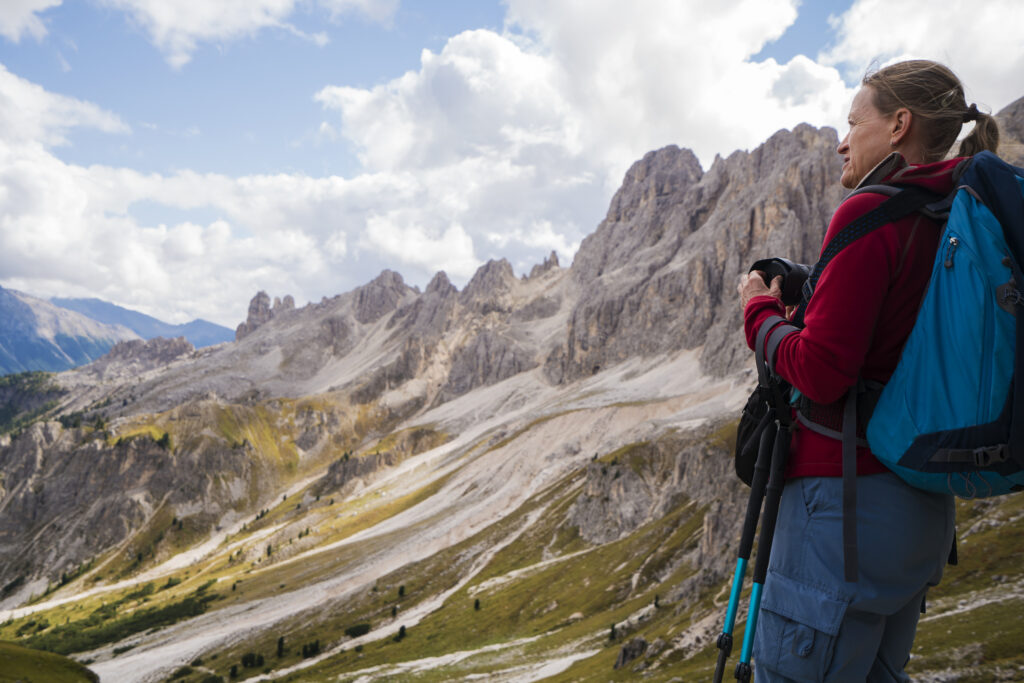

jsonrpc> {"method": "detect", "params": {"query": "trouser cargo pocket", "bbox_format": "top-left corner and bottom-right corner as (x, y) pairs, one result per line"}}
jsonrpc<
(754, 571), (850, 682)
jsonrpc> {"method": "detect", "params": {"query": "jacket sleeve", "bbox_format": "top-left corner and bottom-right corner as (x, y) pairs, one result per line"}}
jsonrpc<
(743, 193), (906, 404)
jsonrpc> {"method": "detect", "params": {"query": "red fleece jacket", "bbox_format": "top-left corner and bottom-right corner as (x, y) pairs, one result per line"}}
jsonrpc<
(744, 155), (964, 478)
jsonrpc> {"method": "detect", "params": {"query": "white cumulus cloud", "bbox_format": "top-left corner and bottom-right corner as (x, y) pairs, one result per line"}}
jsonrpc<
(0, 64), (129, 148)
(360, 216), (481, 280)
(823, 0), (1024, 114)
(96, 0), (399, 67)
(4, 0), (1024, 328)
(0, 0), (61, 42)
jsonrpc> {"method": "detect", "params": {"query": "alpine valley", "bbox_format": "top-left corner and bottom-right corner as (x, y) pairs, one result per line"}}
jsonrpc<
(1, 104), (1023, 682)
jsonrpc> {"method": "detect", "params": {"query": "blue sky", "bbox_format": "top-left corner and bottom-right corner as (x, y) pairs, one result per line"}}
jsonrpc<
(1, 0), (1022, 327)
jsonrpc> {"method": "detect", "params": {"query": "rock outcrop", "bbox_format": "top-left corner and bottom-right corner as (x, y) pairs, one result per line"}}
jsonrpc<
(87, 337), (194, 377)
(235, 291), (274, 341)
(313, 427), (448, 497)
(439, 330), (538, 402)
(0, 413), (277, 603)
(996, 95), (1024, 166)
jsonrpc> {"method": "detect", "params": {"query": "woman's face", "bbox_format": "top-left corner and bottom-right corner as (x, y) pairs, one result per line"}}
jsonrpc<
(837, 87), (897, 189)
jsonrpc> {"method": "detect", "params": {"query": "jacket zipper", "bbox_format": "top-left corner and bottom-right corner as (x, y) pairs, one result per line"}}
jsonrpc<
(944, 236), (960, 268)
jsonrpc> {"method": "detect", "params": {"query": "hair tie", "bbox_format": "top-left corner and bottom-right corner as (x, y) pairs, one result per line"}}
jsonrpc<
(963, 103), (980, 123)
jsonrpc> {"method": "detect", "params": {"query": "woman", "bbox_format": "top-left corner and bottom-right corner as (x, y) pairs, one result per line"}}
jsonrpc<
(737, 60), (1000, 681)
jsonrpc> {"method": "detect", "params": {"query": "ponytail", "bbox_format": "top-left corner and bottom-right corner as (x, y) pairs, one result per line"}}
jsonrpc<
(958, 111), (1000, 157)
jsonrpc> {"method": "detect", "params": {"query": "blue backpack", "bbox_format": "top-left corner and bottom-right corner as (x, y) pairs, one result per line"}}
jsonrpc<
(865, 151), (1024, 497)
(750, 151), (1024, 581)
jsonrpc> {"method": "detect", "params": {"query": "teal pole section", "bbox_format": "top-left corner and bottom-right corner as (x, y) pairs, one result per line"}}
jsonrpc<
(739, 581), (763, 662)
(724, 558), (747, 633)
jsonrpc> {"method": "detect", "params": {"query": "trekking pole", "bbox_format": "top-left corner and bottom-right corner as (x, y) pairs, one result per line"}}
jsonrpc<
(735, 420), (791, 683)
(713, 417), (776, 683)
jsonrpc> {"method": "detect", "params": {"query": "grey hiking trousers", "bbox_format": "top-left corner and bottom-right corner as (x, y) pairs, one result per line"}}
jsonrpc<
(752, 471), (955, 682)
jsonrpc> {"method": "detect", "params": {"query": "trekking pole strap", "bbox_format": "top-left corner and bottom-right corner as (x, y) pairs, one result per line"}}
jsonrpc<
(754, 316), (785, 386)
(765, 322), (800, 375)
(755, 315), (799, 381)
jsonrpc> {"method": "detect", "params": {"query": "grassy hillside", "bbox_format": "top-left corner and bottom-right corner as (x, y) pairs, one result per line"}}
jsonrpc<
(2, 394), (1022, 682)
(0, 641), (99, 682)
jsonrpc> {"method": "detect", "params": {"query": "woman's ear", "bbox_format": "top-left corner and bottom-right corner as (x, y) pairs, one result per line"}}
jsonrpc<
(890, 107), (912, 146)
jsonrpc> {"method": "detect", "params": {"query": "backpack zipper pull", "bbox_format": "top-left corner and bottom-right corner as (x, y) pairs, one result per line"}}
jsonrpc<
(944, 236), (960, 268)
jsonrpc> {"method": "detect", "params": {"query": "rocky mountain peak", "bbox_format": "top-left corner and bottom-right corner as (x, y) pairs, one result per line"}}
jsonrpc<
(235, 291), (299, 341)
(234, 291), (273, 341)
(272, 295), (295, 314)
(528, 251), (560, 279)
(571, 145), (704, 284)
(425, 271), (457, 297)
(609, 145), (703, 223)
(354, 270), (413, 324)
(461, 258), (516, 303)
(546, 124), (846, 384)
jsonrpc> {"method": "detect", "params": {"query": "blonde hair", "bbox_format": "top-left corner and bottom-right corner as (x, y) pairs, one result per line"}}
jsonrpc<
(863, 59), (999, 161)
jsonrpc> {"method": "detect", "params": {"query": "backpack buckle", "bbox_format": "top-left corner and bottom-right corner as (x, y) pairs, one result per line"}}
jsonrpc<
(973, 445), (1009, 467)
(995, 282), (1019, 305)
(998, 283), (1022, 312)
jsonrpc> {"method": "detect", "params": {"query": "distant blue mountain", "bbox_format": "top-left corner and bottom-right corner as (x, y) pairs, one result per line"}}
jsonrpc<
(50, 297), (234, 349)
(0, 287), (139, 376)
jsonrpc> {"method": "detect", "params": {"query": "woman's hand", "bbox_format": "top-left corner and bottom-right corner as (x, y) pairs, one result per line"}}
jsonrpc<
(738, 271), (783, 309)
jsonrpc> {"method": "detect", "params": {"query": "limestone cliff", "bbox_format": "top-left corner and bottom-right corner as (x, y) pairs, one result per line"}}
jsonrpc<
(547, 124), (844, 383)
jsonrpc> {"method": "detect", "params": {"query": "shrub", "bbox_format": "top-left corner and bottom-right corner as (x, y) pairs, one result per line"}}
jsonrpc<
(344, 623), (371, 639)
(301, 640), (321, 658)
(277, 636), (285, 658)
(25, 593), (215, 655)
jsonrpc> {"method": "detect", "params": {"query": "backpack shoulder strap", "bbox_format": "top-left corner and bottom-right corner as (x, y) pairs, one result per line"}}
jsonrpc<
(793, 186), (945, 326)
